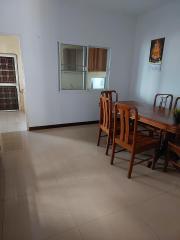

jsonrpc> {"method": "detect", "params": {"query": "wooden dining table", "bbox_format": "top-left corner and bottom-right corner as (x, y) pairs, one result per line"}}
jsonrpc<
(116, 101), (180, 164)
(117, 101), (180, 134)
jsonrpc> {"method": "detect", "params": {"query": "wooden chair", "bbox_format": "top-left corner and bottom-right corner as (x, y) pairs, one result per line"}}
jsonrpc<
(141, 94), (174, 140)
(97, 95), (113, 155)
(101, 90), (118, 102)
(154, 93), (173, 110)
(164, 141), (180, 171)
(173, 97), (180, 111)
(139, 93), (173, 134)
(111, 103), (159, 178)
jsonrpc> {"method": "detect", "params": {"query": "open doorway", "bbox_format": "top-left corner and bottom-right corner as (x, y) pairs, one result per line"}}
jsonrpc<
(0, 35), (27, 132)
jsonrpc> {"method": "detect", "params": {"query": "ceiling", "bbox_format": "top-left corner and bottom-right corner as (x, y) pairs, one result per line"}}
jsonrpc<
(67, 0), (172, 16)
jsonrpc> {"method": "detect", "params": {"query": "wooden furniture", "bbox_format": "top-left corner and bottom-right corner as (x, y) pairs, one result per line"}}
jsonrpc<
(97, 95), (113, 155)
(117, 101), (180, 134)
(101, 90), (118, 102)
(139, 93), (173, 135)
(164, 141), (180, 171)
(142, 93), (173, 156)
(111, 103), (159, 178)
(173, 97), (180, 111)
(154, 93), (173, 110)
(114, 101), (180, 170)
(88, 48), (107, 72)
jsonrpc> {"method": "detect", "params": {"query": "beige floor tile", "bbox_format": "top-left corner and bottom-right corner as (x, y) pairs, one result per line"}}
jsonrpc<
(130, 193), (180, 240)
(65, 183), (124, 226)
(0, 201), (4, 240)
(0, 111), (27, 133)
(3, 193), (76, 240)
(79, 208), (159, 240)
(172, 186), (180, 198)
(0, 167), (36, 201)
(63, 167), (163, 225)
(3, 198), (39, 240)
(49, 228), (82, 240)
(132, 168), (180, 194)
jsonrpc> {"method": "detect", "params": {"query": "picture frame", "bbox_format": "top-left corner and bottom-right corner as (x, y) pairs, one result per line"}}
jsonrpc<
(149, 38), (165, 64)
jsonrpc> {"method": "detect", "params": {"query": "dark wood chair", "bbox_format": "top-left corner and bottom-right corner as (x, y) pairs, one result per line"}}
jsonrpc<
(141, 94), (174, 142)
(101, 90), (118, 102)
(154, 93), (173, 110)
(164, 141), (180, 171)
(111, 103), (159, 178)
(97, 95), (113, 155)
(173, 97), (180, 111)
(139, 94), (173, 134)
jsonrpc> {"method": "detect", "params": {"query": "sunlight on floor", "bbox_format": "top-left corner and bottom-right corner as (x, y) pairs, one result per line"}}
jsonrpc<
(0, 111), (27, 133)
(0, 125), (180, 240)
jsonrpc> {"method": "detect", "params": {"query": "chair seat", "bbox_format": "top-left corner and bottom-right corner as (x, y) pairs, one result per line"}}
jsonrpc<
(116, 132), (159, 153)
(134, 132), (159, 153)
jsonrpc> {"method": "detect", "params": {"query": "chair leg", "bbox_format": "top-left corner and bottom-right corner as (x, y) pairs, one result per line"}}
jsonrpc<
(97, 128), (102, 146)
(128, 152), (135, 179)
(111, 142), (116, 165)
(106, 134), (111, 155)
(147, 161), (152, 168)
(164, 149), (170, 172)
(152, 149), (158, 170)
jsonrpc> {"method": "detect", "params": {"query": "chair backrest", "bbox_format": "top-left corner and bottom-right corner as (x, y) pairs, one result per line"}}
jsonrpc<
(101, 90), (118, 102)
(154, 93), (173, 110)
(114, 103), (138, 150)
(99, 95), (112, 133)
(173, 97), (180, 111)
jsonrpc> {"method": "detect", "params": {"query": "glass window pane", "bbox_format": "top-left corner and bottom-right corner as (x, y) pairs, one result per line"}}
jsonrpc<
(86, 72), (106, 90)
(61, 44), (85, 71)
(60, 44), (86, 90)
(61, 72), (84, 90)
(91, 77), (105, 89)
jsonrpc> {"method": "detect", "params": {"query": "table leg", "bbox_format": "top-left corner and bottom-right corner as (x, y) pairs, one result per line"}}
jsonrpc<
(152, 131), (175, 169)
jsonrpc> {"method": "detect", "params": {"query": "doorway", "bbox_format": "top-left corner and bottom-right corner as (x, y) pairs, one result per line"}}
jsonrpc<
(0, 55), (19, 110)
(0, 35), (27, 132)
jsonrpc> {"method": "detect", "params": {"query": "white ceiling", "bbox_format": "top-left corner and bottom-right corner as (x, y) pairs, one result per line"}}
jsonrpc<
(67, 0), (172, 16)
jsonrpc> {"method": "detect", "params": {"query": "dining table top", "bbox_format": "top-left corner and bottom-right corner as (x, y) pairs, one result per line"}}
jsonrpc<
(117, 101), (180, 134)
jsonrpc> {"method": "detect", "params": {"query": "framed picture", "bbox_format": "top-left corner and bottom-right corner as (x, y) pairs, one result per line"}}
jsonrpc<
(149, 38), (165, 64)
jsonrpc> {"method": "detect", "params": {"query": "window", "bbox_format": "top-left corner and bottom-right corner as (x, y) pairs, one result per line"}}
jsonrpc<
(59, 43), (110, 90)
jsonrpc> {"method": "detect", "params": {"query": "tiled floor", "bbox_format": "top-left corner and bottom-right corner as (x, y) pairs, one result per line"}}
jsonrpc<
(0, 111), (27, 133)
(0, 124), (180, 240)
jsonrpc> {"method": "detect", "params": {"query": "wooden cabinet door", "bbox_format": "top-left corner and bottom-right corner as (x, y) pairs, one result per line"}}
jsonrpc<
(88, 48), (107, 72)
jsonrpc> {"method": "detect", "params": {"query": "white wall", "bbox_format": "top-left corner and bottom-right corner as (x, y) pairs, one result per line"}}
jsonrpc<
(129, 1), (180, 105)
(0, 0), (135, 127)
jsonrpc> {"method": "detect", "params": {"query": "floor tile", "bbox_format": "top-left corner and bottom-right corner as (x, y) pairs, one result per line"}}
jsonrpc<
(3, 193), (75, 240)
(49, 228), (82, 240)
(79, 208), (159, 240)
(130, 193), (180, 240)
(0, 111), (27, 133)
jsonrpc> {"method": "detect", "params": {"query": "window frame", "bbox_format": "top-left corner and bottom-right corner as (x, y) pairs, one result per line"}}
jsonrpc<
(58, 42), (111, 92)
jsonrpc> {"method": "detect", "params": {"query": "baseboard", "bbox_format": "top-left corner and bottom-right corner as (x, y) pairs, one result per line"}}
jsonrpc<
(28, 120), (99, 131)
